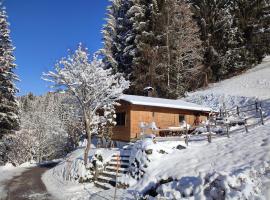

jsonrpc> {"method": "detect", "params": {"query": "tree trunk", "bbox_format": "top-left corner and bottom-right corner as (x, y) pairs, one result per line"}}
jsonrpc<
(83, 115), (92, 166)
(166, 11), (171, 88)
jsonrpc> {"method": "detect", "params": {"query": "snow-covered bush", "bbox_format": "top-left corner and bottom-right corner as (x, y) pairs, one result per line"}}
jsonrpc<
(126, 139), (187, 183)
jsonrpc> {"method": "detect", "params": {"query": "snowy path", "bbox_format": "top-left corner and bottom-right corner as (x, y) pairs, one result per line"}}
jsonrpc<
(2, 163), (58, 200)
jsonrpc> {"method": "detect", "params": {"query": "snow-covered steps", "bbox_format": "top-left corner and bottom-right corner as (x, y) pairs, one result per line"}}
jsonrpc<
(105, 166), (129, 173)
(97, 175), (116, 186)
(111, 157), (130, 163)
(94, 181), (113, 190)
(107, 162), (129, 168)
(94, 149), (132, 190)
(100, 171), (123, 179)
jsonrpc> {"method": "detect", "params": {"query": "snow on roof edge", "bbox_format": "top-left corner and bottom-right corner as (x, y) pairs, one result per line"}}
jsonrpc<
(119, 95), (212, 112)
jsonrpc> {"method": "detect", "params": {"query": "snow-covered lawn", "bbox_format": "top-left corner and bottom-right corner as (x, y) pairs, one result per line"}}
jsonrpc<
(128, 123), (270, 199)
(0, 164), (26, 199)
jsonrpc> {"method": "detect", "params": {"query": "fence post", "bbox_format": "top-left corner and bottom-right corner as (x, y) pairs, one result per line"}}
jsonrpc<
(185, 125), (189, 146)
(259, 107), (264, 125)
(236, 106), (240, 116)
(207, 125), (211, 143)
(226, 124), (230, 138)
(244, 119), (248, 133)
(185, 135), (189, 146)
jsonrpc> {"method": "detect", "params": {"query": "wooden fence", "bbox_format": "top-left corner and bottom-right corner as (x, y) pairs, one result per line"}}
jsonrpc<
(182, 99), (270, 145)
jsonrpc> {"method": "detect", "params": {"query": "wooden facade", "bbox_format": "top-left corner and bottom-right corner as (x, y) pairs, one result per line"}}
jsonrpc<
(112, 99), (209, 142)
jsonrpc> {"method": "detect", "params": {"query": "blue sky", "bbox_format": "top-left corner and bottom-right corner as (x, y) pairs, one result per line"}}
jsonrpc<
(5, 0), (110, 96)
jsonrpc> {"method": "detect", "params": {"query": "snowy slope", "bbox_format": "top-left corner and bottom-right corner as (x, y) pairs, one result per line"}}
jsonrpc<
(128, 124), (270, 199)
(187, 56), (270, 101)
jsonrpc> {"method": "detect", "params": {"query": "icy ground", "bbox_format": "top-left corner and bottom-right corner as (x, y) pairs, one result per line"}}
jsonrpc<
(0, 164), (26, 199)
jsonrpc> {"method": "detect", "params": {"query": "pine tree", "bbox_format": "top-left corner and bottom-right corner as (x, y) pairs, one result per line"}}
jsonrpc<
(102, 0), (135, 76)
(129, 0), (204, 98)
(232, 0), (270, 63)
(189, 0), (238, 81)
(129, 0), (164, 97)
(0, 6), (19, 138)
(161, 0), (204, 97)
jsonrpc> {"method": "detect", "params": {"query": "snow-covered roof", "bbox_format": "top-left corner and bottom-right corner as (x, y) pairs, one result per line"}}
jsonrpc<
(120, 95), (211, 112)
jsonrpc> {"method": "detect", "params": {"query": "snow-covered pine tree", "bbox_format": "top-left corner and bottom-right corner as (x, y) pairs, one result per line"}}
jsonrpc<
(129, 0), (165, 97)
(102, 0), (136, 77)
(0, 6), (19, 138)
(131, 0), (204, 98)
(189, 0), (242, 81)
(232, 0), (270, 64)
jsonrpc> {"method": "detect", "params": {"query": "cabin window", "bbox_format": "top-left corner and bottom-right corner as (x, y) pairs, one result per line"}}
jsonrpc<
(116, 112), (126, 126)
(179, 115), (185, 123)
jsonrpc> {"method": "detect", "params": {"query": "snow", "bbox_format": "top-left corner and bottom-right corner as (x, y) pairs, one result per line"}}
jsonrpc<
(0, 163), (27, 199)
(120, 94), (211, 112)
(42, 147), (132, 199)
(128, 124), (270, 199)
(187, 56), (270, 101)
(41, 57), (270, 199)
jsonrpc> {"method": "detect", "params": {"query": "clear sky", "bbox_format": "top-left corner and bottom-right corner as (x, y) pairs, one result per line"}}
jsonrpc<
(5, 0), (110, 96)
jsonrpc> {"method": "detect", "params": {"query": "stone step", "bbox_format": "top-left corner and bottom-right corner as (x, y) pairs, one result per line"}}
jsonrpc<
(107, 162), (129, 168)
(111, 158), (130, 163)
(105, 166), (128, 173)
(97, 175), (116, 186)
(112, 154), (130, 158)
(94, 181), (112, 190)
(100, 171), (123, 179)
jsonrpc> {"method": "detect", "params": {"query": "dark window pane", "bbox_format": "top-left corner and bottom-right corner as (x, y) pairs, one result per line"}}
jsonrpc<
(116, 112), (126, 126)
(179, 115), (185, 123)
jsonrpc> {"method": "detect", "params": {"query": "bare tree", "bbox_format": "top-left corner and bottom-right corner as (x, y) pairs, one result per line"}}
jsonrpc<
(43, 44), (129, 166)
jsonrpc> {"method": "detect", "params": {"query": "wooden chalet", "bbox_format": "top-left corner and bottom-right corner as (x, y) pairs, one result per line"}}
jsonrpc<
(112, 95), (212, 141)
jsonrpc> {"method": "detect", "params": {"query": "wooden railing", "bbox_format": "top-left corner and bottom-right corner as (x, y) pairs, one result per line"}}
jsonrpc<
(186, 99), (270, 143)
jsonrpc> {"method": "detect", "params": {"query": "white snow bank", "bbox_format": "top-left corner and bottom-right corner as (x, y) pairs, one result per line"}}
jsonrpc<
(42, 147), (122, 199)
(43, 147), (118, 183)
(128, 124), (270, 199)
(119, 139), (188, 187)
(152, 166), (269, 200)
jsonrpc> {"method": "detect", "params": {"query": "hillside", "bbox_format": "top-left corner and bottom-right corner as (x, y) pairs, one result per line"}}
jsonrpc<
(41, 58), (270, 200)
(186, 56), (270, 110)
